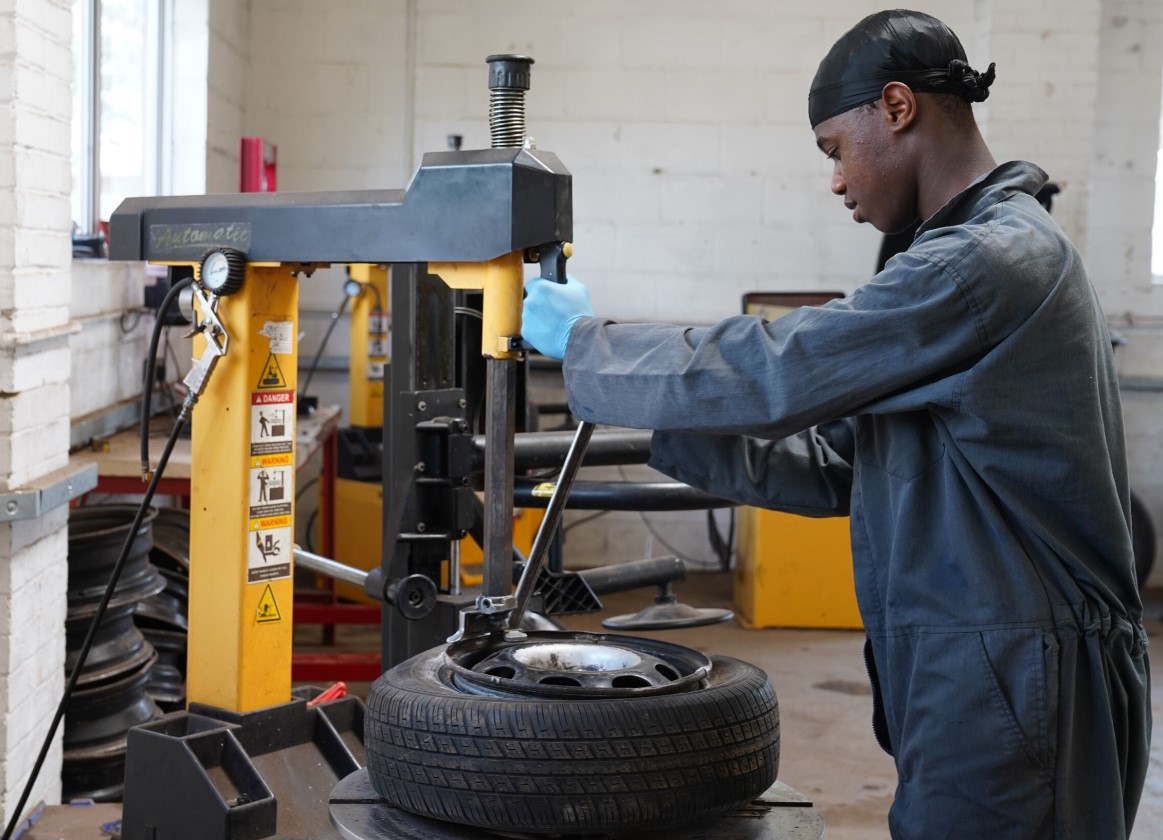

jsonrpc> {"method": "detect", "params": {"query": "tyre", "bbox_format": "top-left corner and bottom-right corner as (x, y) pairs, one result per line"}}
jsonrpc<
(1131, 491), (1156, 589)
(365, 632), (779, 835)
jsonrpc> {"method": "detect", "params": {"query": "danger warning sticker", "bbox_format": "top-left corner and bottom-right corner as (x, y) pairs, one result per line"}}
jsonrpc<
(248, 389), (294, 583)
(251, 391), (294, 457)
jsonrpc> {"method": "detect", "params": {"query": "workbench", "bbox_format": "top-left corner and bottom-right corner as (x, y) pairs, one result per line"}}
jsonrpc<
(82, 405), (340, 557)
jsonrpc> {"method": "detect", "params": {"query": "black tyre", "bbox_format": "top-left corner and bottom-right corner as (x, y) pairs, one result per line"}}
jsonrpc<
(1131, 491), (1156, 589)
(365, 636), (779, 835)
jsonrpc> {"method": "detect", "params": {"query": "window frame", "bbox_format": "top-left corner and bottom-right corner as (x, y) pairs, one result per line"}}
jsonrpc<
(72, 0), (170, 238)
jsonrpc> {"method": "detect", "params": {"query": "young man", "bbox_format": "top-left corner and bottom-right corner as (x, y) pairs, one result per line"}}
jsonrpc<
(521, 9), (1150, 839)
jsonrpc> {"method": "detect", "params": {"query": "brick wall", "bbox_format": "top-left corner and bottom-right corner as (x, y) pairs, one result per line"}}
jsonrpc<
(243, 0), (409, 196)
(207, 0), (249, 193)
(1091, 0), (1163, 585)
(69, 261), (150, 424)
(408, 0), (984, 322)
(0, 0), (73, 821)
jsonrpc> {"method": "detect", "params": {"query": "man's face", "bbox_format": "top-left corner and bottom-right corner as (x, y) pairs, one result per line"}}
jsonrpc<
(813, 104), (917, 234)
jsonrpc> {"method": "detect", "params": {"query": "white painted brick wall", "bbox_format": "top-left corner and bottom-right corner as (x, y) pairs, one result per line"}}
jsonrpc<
(984, 0), (1104, 255)
(406, 0), (1000, 324)
(207, 0), (249, 193)
(67, 258), (154, 423)
(0, 509), (67, 807)
(69, 314), (150, 422)
(244, 0), (410, 193)
(1087, 0), (1163, 317)
(0, 0), (73, 821)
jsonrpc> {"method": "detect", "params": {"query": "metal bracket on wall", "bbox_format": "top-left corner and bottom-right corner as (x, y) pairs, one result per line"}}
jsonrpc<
(0, 460), (98, 522)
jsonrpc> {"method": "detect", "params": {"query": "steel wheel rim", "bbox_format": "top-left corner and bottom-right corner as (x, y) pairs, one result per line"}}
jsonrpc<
(443, 631), (711, 699)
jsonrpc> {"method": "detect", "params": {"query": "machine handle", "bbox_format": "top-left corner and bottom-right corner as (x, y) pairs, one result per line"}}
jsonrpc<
(537, 241), (572, 284)
(507, 419), (594, 631)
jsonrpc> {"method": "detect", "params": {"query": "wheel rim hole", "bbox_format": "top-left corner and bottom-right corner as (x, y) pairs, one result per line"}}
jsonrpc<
(538, 676), (582, 686)
(655, 663), (679, 681)
(611, 675), (652, 688)
(485, 666), (515, 679)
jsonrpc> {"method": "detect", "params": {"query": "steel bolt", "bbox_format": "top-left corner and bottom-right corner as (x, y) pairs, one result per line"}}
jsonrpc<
(416, 522), (426, 532)
(417, 401), (427, 412)
(5, 501), (16, 514)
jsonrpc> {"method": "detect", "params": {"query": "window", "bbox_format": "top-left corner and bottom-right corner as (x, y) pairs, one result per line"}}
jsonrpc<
(71, 0), (166, 237)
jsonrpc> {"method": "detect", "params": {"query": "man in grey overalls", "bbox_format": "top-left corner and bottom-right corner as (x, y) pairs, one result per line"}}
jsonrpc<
(521, 10), (1151, 839)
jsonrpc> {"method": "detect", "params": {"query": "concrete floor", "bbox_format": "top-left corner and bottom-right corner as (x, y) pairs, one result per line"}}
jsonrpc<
(313, 574), (1163, 839)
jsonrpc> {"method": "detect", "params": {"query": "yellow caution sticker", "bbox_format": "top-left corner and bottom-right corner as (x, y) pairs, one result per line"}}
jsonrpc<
(531, 482), (557, 498)
(257, 353), (289, 389)
(256, 584), (282, 623)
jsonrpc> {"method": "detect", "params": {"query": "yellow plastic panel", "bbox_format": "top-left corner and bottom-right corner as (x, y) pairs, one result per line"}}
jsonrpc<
(332, 488), (544, 602)
(734, 507), (862, 629)
(347, 264), (389, 429)
(332, 478), (384, 603)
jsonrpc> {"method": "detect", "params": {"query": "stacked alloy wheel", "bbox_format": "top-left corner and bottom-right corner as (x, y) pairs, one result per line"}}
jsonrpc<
(63, 506), (166, 801)
(134, 507), (191, 711)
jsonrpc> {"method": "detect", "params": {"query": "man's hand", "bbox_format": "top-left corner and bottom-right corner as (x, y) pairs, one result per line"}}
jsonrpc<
(521, 275), (594, 360)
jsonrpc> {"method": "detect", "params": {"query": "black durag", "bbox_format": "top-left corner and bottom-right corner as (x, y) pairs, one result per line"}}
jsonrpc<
(808, 9), (996, 129)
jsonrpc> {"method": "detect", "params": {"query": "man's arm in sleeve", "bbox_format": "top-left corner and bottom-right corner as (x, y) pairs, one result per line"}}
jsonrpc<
(649, 419), (856, 516)
(561, 249), (989, 439)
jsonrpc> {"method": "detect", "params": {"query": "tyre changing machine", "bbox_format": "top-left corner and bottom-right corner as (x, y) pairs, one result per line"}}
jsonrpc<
(106, 55), (824, 840)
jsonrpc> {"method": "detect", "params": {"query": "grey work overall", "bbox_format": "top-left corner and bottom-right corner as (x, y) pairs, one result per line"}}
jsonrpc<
(560, 162), (1151, 839)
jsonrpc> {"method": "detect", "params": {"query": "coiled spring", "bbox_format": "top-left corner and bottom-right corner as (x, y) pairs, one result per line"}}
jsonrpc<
(489, 89), (526, 148)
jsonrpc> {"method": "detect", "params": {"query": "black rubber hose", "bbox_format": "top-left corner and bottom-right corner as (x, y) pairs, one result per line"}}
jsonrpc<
(140, 276), (193, 478)
(2, 409), (191, 840)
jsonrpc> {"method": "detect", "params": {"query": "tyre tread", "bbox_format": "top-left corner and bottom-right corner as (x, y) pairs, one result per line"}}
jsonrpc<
(365, 652), (780, 834)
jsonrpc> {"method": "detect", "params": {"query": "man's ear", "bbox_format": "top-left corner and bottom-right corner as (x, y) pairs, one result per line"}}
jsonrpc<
(880, 82), (916, 133)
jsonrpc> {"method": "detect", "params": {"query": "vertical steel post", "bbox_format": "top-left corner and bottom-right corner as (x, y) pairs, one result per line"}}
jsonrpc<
(483, 357), (516, 595)
(430, 253), (524, 597)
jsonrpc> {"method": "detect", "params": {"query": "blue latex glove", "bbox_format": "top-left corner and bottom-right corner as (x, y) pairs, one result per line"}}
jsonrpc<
(521, 275), (594, 360)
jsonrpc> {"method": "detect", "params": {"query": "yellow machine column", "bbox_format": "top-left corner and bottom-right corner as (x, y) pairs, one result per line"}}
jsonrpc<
(332, 263), (390, 603)
(347, 263), (390, 429)
(187, 263), (300, 712)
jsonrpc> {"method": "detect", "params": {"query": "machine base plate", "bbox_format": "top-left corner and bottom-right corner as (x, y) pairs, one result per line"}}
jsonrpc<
(329, 768), (825, 840)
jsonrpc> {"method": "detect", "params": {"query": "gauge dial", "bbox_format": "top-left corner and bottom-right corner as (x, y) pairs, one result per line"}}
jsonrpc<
(198, 248), (246, 295)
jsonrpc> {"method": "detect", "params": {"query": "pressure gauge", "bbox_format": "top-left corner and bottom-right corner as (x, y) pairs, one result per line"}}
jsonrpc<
(198, 248), (246, 295)
(343, 277), (364, 298)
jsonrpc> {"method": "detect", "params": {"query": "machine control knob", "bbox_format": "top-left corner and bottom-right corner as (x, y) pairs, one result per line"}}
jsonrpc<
(486, 54), (533, 91)
(198, 247), (246, 296)
(386, 573), (438, 620)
